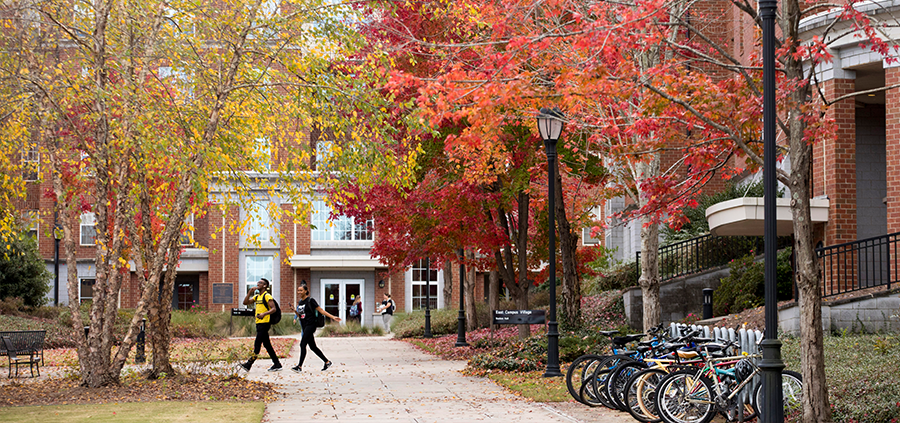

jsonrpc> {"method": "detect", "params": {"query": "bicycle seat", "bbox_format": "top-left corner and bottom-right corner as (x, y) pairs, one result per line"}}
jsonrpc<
(597, 330), (620, 337)
(693, 337), (714, 343)
(638, 340), (656, 347)
(636, 345), (652, 354)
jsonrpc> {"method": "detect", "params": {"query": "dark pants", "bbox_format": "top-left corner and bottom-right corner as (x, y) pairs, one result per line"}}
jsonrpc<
(247, 322), (280, 367)
(297, 325), (328, 367)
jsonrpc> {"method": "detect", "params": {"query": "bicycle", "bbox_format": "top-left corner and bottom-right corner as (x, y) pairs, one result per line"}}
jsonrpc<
(654, 341), (802, 423)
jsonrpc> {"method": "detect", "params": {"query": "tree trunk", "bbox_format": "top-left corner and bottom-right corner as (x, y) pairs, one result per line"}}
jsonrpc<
(491, 190), (532, 339)
(465, 249), (477, 331)
(443, 261), (453, 309)
(149, 240), (181, 378)
(489, 270), (500, 331)
(788, 144), (832, 423)
(638, 217), (661, 332)
(554, 170), (581, 331)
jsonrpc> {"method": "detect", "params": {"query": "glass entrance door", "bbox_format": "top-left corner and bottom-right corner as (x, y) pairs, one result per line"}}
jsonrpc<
(321, 280), (363, 323)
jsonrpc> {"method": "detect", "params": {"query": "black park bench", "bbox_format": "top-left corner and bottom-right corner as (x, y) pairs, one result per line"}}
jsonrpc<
(0, 330), (46, 378)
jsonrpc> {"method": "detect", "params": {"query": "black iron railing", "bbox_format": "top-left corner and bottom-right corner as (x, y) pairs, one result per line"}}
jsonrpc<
(816, 232), (898, 298)
(635, 234), (792, 284)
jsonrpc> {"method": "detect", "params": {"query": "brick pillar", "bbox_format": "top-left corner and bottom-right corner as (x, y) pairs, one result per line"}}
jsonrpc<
(886, 67), (900, 233)
(820, 78), (857, 247)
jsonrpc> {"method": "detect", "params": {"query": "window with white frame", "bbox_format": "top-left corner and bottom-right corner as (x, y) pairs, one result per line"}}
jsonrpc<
(245, 255), (273, 293)
(179, 213), (194, 246)
(80, 212), (96, 246)
(157, 66), (193, 100)
(314, 138), (331, 172)
(246, 201), (271, 244)
(79, 278), (96, 303)
(22, 144), (39, 181)
(311, 200), (373, 241)
(582, 206), (601, 246)
(254, 137), (271, 172)
(22, 211), (38, 241)
(410, 259), (438, 310)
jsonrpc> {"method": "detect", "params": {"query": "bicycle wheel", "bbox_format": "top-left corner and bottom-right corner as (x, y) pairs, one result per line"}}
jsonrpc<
(624, 367), (667, 423)
(590, 355), (635, 409)
(565, 354), (606, 405)
(606, 361), (648, 411)
(656, 370), (716, 423)
(752, 370), (803, 420)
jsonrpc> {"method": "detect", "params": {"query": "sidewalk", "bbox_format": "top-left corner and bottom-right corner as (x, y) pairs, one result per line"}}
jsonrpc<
(244, 334), (633, 423)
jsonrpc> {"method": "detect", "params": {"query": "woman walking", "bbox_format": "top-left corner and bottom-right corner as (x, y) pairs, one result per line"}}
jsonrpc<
(292, 285), (340, 372)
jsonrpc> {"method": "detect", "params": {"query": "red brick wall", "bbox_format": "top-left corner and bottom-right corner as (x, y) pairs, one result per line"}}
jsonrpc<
(820, 78), (857, 246)
(886, 67), (900, 233)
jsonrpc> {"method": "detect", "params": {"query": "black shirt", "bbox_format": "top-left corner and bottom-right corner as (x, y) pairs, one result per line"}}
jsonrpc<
(297, 297), (320, 327)
(381, 299), (394, 315)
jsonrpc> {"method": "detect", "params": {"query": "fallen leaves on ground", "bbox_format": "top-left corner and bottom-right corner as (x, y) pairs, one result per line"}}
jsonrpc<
(0, 372), (277, 407)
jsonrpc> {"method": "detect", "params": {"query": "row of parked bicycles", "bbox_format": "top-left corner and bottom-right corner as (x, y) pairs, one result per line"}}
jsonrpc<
(565, 324), (803, 423)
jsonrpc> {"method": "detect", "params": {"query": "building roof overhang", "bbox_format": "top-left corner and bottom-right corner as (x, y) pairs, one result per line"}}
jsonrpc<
(706, 197), (830, 237)
(289, 254), (388, 270)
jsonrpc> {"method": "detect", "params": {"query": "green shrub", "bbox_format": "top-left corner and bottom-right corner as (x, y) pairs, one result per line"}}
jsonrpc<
(584, 261), (638, 294)
(0, 231), (51, 308)
(393, 304), (491, 338)
(318, 320), (385, 337)
(713, 253), (764, 316)
(713, 247), (794, 316)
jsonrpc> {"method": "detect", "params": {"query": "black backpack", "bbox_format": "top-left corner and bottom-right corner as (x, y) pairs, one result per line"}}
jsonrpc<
(261, 295), (282, 325)
(315, 309), (326, 327)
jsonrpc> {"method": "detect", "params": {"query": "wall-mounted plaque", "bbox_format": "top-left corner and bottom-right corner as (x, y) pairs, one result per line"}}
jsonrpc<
(213, 283), (233, 304)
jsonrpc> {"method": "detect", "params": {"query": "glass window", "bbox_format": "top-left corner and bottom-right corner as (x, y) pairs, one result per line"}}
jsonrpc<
(245, 256), (273, 293)
(311, 200), (373, 241)
(410, 259), (438, 310)
(22, 211), (38, 241)
(255, 137), (271, 172)
(246, 202), (271, 243)
(22, 144), (39, 181)
(180, 214), (194, 246)
(80, 212), (96, 246)
(79, 278), (96, 303)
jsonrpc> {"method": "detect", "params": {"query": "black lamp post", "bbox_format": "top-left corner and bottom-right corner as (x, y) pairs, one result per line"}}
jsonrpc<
(455, 249), (468, 347)
(424, 257), (432, 338)
(759, 0), (786, 420)
(537, 107), (564, 378)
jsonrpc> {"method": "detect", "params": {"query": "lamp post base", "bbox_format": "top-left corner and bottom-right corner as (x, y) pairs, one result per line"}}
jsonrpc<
(543, 320), (562, 377)
(759, 338), (785, 422)
(455, 310), (468, 347)
(424, 309), (432, 338)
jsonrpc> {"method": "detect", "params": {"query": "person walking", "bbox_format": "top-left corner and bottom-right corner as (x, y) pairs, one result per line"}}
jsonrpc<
(239, 278), (283, 372)
(376, 293), (394, 333)
(349, 297), (362, 325)
(291, 285), (340, 373)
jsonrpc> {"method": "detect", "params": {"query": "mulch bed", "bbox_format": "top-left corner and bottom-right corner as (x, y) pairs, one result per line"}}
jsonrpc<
(0, 373), (276, 407)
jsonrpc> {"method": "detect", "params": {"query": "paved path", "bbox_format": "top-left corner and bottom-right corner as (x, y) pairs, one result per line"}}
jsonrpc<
(243, 335), (633, 423)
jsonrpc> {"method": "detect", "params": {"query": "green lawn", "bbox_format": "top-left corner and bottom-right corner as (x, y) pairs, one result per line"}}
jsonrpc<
(0, 401), (265, 423)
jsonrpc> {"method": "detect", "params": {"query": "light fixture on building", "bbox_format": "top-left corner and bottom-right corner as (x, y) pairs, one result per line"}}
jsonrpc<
(378, 279), (385, 288)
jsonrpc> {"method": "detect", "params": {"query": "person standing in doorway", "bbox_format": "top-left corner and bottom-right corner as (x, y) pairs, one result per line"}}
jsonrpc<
(292, 285), (340, 373)
(376, 293), (394, 333)
(239, 278), (282, 372)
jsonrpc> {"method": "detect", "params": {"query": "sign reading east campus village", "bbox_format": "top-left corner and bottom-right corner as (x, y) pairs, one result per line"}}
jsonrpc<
(492, 309), (546, 325)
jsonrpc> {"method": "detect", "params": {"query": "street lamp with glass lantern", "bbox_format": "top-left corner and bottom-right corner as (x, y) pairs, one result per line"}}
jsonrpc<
(537, 107), (564, 378)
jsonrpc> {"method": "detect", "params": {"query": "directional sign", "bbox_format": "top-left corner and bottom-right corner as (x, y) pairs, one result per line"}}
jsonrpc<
(492, 309), (546, 325)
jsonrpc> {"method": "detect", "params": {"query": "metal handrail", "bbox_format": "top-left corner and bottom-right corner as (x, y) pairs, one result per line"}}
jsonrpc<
(635, 234), (791, 284)
(816, 231), (897, 298)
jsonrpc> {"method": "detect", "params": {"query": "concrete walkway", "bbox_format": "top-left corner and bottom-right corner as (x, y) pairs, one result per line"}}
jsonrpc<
(244, 334), (633, 423)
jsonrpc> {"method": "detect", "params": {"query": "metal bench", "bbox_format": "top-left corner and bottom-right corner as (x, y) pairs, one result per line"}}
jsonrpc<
(0, 330), (46, 377)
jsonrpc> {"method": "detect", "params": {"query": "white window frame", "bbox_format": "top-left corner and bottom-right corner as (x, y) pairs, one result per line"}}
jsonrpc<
(245, 255), (273, 293)
(311, 200), (373, 242)
(410, 259), (439, 310)
(582, 206), (601, 246)
(22, 211), (39, 243)
(79, 278), (96, 303)
(22, 144), (39, 181)
(80, 212), (96, 246)
(246, 201), (271, 243)
(255, 137), (271, 172)
(179, 213), (194, 246)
